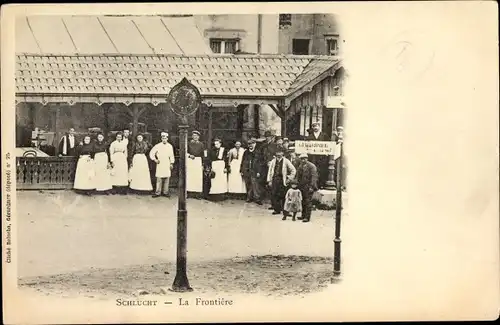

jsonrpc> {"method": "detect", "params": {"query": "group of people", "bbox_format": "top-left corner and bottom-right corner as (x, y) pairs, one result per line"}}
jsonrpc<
(60, 128), (176, 197)
(59, 120), (343, 222)
(183, 121), (339, 223)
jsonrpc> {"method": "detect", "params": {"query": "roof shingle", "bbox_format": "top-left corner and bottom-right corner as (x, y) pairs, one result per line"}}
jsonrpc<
(15, 53), (340, 98)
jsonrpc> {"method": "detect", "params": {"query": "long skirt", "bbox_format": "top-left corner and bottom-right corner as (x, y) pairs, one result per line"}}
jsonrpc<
(94, 152), (113, 191)
(227, 158), (246, 194)
(209, 160), (228, 194)
(74, 155), (96, 190)
(186, 157), (203, 192)
(129, 154), (153, 191)
(110, 152), (129, 186)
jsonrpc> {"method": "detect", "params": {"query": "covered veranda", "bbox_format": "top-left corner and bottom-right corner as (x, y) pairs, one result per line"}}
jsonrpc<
(15, 52), (343, 189)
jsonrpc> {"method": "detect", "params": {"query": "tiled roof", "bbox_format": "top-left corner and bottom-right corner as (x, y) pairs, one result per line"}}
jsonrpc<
(16, 15), (211, 55)
(15, 53), (340, 98)
(285, 56), (341, 96)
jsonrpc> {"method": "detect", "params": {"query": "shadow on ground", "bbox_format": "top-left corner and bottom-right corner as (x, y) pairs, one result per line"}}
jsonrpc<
(19, 255), (336, 298)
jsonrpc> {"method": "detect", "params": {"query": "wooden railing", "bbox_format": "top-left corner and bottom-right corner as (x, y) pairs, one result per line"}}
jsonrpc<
(16, 157), (77, 190)
(16, 156), (180, 190)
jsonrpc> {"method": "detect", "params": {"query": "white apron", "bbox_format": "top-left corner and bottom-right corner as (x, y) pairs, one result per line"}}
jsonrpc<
(210, 160), (228, 194)
(186, 156), (203, 192)
(129, 154), (153, 191)
(110, 152), (129, 186)
(74, 155), (96, 190)
(94, 152), (113, 191)
(228, 154), (246, 194)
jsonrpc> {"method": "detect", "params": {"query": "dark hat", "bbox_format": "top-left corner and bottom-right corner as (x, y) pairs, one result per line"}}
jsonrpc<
(289, 178), (298, 185)
(192, 130), (201, 136)
(264, 130), (273, 137)
(213, 137), (222, 142)
(248, 138), (256, 144)
(275, 136), (283, 141)
(311, 121), (320, 127)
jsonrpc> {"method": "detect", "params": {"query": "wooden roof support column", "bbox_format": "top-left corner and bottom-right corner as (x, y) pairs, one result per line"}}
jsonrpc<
(271, 103), (287, 137)
(253, 104), (260, 138)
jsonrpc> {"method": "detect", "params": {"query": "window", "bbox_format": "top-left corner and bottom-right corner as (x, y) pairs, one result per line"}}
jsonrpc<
(279, 14), (292, 29)
(210, 38), (239, 54)
(292, 39), (310, 55)
(325, 35), (340, 56)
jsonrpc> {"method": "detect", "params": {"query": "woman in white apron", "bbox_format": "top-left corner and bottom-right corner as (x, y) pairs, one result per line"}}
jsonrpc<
(208, 137), (228, 201)
(227, 140), (246, 196)
(186, 130), (205, 196)
(73, 135), (96, 195)
(128, 134), (153, 193)
(93, 132), (113, 194)
(109, 132), (129, 194)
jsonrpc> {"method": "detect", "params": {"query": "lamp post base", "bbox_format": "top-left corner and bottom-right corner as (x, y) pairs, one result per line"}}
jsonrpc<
(171, 273), (193, 292)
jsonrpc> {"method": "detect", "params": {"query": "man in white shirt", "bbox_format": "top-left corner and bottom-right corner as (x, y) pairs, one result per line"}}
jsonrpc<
(305, 121), (330, 188)
(123, 129), (131, 146)
(58, 127), (77, 156)
(149, 132), (175, 198)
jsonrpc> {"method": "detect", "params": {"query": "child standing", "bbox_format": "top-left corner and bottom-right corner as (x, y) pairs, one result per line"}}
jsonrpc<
(283, 179), (302, 221)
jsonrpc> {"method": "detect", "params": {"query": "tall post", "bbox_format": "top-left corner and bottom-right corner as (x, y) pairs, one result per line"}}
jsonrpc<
(132, 105), (139, 138)
(280, 105), (287, 137)
(167, 77), (201, 293)
(253, 104), (260, 137)
(53, 104), (60, 155)
(325, 154), (336, 190)
(325, 107), (337, 190)
(172, 116), (192, 292)
(333, 139), (343, 277)
(257, 14), (263, 54)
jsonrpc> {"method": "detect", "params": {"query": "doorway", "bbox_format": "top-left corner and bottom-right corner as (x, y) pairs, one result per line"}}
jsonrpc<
(198, 106), (243, 149)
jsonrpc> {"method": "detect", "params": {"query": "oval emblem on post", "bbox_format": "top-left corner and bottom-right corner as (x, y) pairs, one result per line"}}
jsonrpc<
(167, 77), (202, 117)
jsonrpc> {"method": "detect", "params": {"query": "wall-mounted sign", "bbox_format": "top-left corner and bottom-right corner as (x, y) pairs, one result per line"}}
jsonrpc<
(326, 96), (346, 109)
(295, 140), (336, 156)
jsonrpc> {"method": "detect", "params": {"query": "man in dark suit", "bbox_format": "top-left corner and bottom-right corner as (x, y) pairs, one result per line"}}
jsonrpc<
(305, 121), (330, 188)
(296, 153), (319, 223)
(240, 138), (263, 205)
(259, 130), (278, 202)
(58, 127), (77, 157)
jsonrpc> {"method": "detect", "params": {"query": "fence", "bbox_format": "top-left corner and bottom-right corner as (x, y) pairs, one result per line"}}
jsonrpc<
(16, 156), (180, 190)
(16, 156), (77, 190)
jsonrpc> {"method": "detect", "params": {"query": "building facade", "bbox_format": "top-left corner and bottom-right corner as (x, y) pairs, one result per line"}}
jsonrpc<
(193, 13), (343, 136)
(278, 14), (342, 56)
(193, 14), (279, 54)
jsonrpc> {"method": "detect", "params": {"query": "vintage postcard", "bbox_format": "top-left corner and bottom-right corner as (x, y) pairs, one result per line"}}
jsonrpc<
(2, 2), (499, 323)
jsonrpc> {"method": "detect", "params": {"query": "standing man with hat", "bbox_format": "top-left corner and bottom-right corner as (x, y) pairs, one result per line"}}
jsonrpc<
(260, 130), (278, 203)
(149, 132), (175, 198)
(241, 138), (263, 205)
(266, 147), (296, 215)
(305, 121), (330, 189)
(186, 130), (205, 197)
(296, 153), (319, 222)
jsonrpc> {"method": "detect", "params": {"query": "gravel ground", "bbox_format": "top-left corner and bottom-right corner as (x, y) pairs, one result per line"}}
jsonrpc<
(19, 255), (335, 299)
(16, 191), (343, 299)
